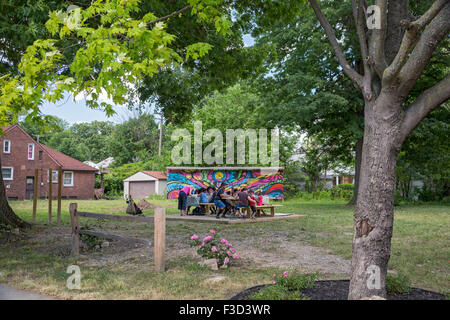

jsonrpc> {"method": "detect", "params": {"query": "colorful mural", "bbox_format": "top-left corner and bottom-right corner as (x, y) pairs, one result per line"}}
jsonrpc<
(166, 167), (284, 199)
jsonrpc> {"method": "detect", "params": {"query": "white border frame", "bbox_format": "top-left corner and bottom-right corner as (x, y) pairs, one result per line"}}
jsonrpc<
(27, 143), (35, 160)
(63, 171), (74, 187)
(2, 167), (13, 180)
(3, 140), (11, 153)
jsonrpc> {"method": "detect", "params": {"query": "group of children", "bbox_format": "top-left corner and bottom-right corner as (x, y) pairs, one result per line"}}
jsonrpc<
(178, 182), (265, 219)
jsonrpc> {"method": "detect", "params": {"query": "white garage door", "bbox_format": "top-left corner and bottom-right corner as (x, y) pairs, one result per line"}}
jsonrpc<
(129, 181), (155, 199)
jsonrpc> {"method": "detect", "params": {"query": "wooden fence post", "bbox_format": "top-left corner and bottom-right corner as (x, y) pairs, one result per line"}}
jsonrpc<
(69, 203), (79, 256)
(154, 207), (166, 271)
(48, 168), (52, 224)
(32, 168), (38, 223)
(57, 167), (62, 225)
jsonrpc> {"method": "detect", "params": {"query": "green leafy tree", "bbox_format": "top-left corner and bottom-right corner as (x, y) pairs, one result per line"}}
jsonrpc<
(178, 82), (297, 166)
(0, 0), (236, 228)
(108, 113), (159, 166)
(19, 115), (68, 144)
(396, 107), (449, 201)
(44, 121), (115, 162)
(302, 0), (450, 298)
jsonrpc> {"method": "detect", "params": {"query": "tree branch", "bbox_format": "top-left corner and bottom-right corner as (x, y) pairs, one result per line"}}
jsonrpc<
(368, 0), (387, 77)
(383, 0), (449, 85)
(352, 0), (370, 77)
(147, 5), (192, 26)
(308, 0), (363, 89)
(400, 74), (450, 143)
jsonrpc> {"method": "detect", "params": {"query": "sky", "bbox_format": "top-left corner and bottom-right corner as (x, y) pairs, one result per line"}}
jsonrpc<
(40, 34), (256, 125)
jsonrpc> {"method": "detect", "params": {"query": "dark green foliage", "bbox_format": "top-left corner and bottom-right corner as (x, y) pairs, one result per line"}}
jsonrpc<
(79, 224), (103, 250)
(250, 271), (317, 300)
(386, 273), (411, 295)
(108, 114), (160, 166)
(250, 284), (305, 300)
(396, 108), (449, 202)
(330, 184), (354, 201)
(0, 223), (13, 231)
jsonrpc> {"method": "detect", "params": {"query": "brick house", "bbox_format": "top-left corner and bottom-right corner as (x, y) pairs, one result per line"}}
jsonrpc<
(0, 124), (97, 200)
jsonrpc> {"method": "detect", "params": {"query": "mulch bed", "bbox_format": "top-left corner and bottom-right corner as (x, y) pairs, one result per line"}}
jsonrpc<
(230, 280), (446, 300)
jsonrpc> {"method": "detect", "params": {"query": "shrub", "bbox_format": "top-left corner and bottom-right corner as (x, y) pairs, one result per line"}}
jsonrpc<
(79, 224), (103, 249)
(386, 272), (411, 295)
(189, 230), (239, 267)
(0, 223), (13, 231)
(250, 271), (317, 300)
(250, 284), (305, 300)
(330, 184), (354, 200)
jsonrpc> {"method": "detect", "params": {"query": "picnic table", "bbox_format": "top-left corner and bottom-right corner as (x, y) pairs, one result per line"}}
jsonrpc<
(255, 204), (283, 217)
(198, 196), (283, 218)
(199, 202), (216, 215)
(199, 196), (238, 215)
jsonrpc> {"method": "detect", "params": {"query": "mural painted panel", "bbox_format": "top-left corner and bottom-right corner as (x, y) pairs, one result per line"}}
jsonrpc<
(166, 168), (283, 199)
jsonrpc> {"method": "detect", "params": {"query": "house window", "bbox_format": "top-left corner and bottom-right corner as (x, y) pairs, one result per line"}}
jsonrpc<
(2, 167), (13, 180)
(39, 151), (43, 160)
(47, 170), (58, 183)
(63, 171), (74, 186)
(3, 140), (11, 153)
(27, 143), (35, 160)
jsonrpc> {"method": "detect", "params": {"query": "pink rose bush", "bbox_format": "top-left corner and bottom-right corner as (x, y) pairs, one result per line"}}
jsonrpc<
(190, 229), (239, 267)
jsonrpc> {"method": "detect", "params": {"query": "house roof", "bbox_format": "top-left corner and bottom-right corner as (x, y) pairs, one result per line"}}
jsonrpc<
(0, 126), (12, 133)
(1, 124), (97, 171)
(39, 144), (98, 171)
(141, 171), (167, 180)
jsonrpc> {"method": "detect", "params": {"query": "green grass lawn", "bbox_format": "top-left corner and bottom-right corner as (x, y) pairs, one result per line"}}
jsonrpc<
(0, 198), (448, 299)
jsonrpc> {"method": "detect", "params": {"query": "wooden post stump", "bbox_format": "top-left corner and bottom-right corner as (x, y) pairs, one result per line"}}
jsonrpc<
(154, 207), (166, 271)
(48, 168), (52, 224)
(57, 167), (62, 225)
(69, 203), (79, 256)
(32, 169), (38, 223)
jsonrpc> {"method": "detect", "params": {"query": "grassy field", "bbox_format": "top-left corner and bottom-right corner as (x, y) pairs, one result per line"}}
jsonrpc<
(0, 197), (448, 299)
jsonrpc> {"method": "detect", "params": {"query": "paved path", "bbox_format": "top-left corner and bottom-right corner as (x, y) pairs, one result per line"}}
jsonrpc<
(0, 284), (53, 300)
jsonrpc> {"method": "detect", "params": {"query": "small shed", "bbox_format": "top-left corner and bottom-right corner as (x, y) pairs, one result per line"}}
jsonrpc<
(123, 171), (167, 199)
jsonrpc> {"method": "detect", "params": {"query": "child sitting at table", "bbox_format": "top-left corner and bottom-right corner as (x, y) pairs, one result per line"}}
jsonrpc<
(236, 187), (257, 219)
(256, 191), (266, 215)
(200, 188), (209, 203)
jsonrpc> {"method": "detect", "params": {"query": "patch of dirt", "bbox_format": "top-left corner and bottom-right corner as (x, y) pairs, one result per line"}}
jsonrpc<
(230, 280), (446, 300)
(137, 199), (155, 210)
(11, 221), (351, 276)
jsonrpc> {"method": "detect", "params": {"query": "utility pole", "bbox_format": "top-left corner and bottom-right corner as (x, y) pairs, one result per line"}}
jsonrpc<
(158, 113), (163, 156)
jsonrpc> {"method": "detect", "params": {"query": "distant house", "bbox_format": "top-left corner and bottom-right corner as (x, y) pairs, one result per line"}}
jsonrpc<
(123, 171), (167, 199)
(0, 124), (97, 200)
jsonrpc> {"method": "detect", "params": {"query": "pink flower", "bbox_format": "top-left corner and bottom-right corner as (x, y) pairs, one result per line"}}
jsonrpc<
(209, 229), (216, 234)
(200, 242), (205, 248)
(211, 246), (218, 252)
(221, 239), (228, 245)
(231, 248), (236, 253)
(224, 257), (230, 265)
(271, 280), (276, 284)
(190, 234), (199, 240)
(273, 274), (277, 278)
(227, 250), (232, 256)
(228, 243), (232, 248)
(283, 271), (288, 278)
(232, 254), (239, 259)
(203, 235), (213, 242)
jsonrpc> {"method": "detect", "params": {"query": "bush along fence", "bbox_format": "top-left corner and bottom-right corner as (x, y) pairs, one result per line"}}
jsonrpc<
(69, 203), (166, 271)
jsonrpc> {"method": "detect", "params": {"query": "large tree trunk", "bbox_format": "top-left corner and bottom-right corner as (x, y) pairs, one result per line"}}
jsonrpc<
(0, 157), (31, 228)
(348, 137), (363, 205)
(348, 97), (403, 299)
